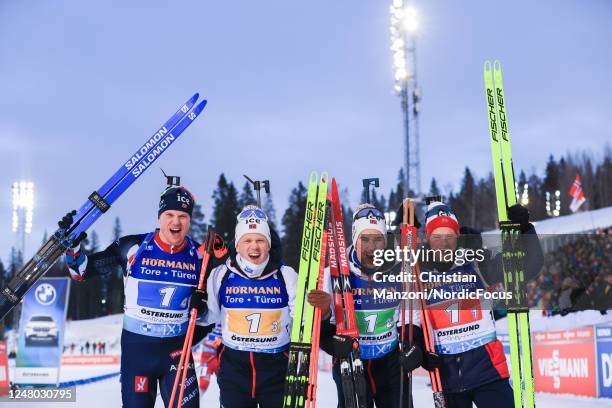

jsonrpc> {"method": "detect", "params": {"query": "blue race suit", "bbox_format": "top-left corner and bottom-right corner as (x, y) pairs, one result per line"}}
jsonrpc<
(66, 230), (215, 407)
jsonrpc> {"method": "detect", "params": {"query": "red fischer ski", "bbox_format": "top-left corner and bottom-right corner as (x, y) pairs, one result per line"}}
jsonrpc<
(305, 223), (328, 408)
(327, 178), (367, 408)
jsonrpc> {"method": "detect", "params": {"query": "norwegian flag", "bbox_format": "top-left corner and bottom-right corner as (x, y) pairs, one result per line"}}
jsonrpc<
(568, 174), (586, 212)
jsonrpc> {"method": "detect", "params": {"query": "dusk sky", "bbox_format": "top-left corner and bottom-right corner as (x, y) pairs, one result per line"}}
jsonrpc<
(1, 1), (610, 261)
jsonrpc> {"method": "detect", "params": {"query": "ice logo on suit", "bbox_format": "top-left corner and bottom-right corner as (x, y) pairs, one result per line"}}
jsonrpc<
(35, 283), (56, 306)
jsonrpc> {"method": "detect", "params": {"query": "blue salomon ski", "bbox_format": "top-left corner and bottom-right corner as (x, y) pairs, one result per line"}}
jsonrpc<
(0, 94), (207, 318)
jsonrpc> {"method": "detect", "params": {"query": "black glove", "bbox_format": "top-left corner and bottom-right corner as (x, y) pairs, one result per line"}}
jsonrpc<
(458, 226), (483, 250)
(399, 344), (442, 372)
(421, 350), (442, 372)
(189, 288), (208, 315)
(58, 210), (76, 229)
(58, 210), (87, 247)
(507, 204), (531, 232)
(398, 344), (423, 372)
(332, 334), (358, 359)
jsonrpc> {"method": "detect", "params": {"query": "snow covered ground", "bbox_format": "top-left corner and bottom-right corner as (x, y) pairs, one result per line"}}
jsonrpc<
(4, 313), (611, 406)
(4, 365), (611, 407)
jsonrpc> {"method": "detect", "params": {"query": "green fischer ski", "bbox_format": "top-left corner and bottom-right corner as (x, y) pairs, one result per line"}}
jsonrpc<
(484, 60), (535, 408)
(284, 172), (328, 408)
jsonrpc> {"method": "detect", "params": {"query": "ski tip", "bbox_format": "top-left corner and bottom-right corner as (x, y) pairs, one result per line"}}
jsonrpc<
(189, 93), (199, 105)
(309, 171), (318, 183)
(192, 99), (208, 115)
(493, 60), (502, 71)
(484, 60), (492, 72)
(320, 172), (329, 185)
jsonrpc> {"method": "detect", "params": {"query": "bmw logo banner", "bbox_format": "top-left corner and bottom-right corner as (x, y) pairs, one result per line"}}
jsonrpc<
(15, 278), (70, 386)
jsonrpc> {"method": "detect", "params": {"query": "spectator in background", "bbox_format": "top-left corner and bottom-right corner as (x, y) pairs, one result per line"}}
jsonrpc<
(592, 273), (612, 314)
(530, 227), (611, 315)
(558, 277), (580, 314)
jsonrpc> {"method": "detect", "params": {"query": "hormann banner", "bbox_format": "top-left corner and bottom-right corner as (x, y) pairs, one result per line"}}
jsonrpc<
(15, 278), (70, 385)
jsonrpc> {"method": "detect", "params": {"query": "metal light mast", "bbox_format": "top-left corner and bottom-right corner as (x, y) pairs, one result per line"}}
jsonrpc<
(389, 0), (421, 196)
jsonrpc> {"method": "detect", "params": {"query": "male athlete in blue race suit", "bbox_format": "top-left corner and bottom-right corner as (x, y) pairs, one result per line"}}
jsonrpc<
(64, 185), (223, 407)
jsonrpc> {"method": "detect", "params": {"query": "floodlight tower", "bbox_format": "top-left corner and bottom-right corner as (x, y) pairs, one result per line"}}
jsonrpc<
(12, 181), (34, 256)
(390, 0), (422, 196)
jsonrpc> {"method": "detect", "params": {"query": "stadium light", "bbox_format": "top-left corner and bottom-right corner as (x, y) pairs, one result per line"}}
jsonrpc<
(520, 183), (529, 206)
(403, 6), (419, 33)
(390, 0), (413, 88)
(553, 190), (561, 217)
(12, 181), (35, 256)
(12, 181), (34, 233)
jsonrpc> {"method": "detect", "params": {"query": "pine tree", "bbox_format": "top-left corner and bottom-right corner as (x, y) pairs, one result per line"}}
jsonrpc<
(0, 260), (6, 299)
(542, 155), (560, 208)
(5, 249), (24, 327)
(88, 231), (100, 253)
(263, 193), (278, 231)
(239, 181), (257, 208)
(594, 144), (611, 208)
(429, 178), (441, 198)
(190, 204), (207, 243)
(557, 157), (572, 215)
(388, 189), (397, 213)
(475, 174), (497, 230)
(371, 190), (383, 209)
(281, 181), (307, 270)
(343, 205), (354, 246)
(450, 167), (477, 228)
(211, 174), (240, 241)
(395, 168), (405, 204)
(580, 152), (595, 211)
(360, 186), (369, 205)
(112, 217), (122, 242)
(8, 248), (23, 280)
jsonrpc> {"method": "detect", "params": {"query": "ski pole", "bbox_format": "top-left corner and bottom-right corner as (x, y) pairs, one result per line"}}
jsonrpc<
(404, 199), (446, 407)
(407, 201), (416, 408)
(398, 199), (409, 408)
(168, 228), (217, 408)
